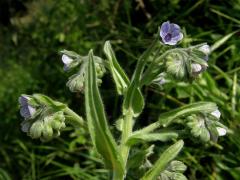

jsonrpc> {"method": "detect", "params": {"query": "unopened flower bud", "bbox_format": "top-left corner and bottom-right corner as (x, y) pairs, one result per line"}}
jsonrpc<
(61, 50), (82, 71)
(216, 127), (227, 136)
(66, 74), (85, 92)
(191, 63), (207, 77)
(62, 54), (74, 71)
(30, 121), (44, 139)
(191, 63), (202, 73)
(210, 109), (221, 119)
(27, 111), (66, 141)
(165, 52), (188, 80)
(167, 161), (187, 173)
(198, 44), (210, 56)
(153, 73), (167, 85)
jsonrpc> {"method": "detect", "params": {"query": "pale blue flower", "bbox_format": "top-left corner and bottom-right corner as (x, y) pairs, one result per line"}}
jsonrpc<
(160, 21), (183, 45)
(19, 95), (36, 119)
(62, 54), (73, 71)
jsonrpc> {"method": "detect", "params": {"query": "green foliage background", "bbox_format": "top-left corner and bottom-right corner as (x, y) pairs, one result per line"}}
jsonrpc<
(0, 0), (240, 179)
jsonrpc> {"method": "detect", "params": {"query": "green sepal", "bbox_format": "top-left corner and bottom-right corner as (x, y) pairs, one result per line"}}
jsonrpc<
(60, 49), (81, 59)
(85, 50), (124, 175)
(141, 140), (184, 180)
(33, 94), (66, 110)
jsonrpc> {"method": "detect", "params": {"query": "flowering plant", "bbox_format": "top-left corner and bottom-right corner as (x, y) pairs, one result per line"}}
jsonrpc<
(18, 21), (227, 180)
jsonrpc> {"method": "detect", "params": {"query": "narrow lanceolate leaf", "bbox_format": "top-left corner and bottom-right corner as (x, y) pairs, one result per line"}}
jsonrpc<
(159, 102), (217, 127)
(126, 132), (178, 146)
(85, 50), (124, 175)
(104, 41), (130, 95)
(123, 38), (159, 117)
(141, 140), (184, 180)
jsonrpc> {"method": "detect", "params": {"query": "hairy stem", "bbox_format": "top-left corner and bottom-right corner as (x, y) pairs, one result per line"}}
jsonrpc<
(64, 107), (86, 128)
(119, 110), (134, 178)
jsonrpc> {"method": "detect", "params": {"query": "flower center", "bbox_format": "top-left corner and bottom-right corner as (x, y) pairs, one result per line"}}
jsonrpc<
(164, 33), (172, 42)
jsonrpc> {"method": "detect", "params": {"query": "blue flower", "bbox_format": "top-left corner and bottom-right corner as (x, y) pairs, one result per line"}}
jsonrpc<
(160, 21), (183, 45)
(19, 95), (36, 119)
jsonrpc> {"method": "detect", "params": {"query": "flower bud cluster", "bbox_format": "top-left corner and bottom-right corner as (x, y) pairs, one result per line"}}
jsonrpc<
(19, 95), (66, 141)
(158, 160), (187, 180)
(186, 109), (227, 142)
(62, 51), (106, 93)
(163, 43), (210, 82)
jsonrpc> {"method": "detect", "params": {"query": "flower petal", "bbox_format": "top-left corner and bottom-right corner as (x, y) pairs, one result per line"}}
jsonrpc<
(18, 95), (29, 106)
(164, 40), (178, 45)
(199, 44), (210, 55)
(21, 121), (31, 132)
(62, 54), (73, 65)
(20, 106), (30, 118)
(160, 21), (170, 37)
(171, 32), (183, 42)
(191, 63), (202, 73)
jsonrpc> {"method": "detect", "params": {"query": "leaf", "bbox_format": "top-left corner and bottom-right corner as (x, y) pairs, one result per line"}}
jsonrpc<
(127, 145), (154, 170)
(159, 102), (217, 127)
(103, 41), (130, 95)
(123, 38), (159, 117)
(210, 31), (238, 52)
(127, 132), (178, 146)
(141, 140), (184, 180)
(85, 50), (124, 175)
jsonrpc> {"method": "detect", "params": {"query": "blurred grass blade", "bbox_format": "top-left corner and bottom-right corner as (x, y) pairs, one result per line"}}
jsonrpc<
(211, 9), (240, 24)
(141, 140), (184, 180)
(104, 41), (130, 95)
(0, 168), (11, 180)
(85, 50), (124, 174)
(232, 72), (237, 113)
(210, 31), (237, 52)
(126, 132), (178, 146)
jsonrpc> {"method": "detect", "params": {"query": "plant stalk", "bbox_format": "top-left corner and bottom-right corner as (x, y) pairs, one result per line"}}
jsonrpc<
(64, 107), (86, 129)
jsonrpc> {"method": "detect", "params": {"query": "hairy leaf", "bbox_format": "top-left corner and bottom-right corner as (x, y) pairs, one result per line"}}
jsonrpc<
(127, 132), (178, 146)
(141, 140), (184, 180)
(159, 102), (217, 127)
(104, 41), (130, 95)
(85, 50), (124, 174)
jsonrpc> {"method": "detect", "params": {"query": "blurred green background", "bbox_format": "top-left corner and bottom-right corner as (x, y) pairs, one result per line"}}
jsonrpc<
(1, 0), (240, 179)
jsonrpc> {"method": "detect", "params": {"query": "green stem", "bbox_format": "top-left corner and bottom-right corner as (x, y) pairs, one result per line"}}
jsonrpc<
(119, 110), (134, 178)
(64, 107), (86, 129)
(132, 121), (160, 136)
